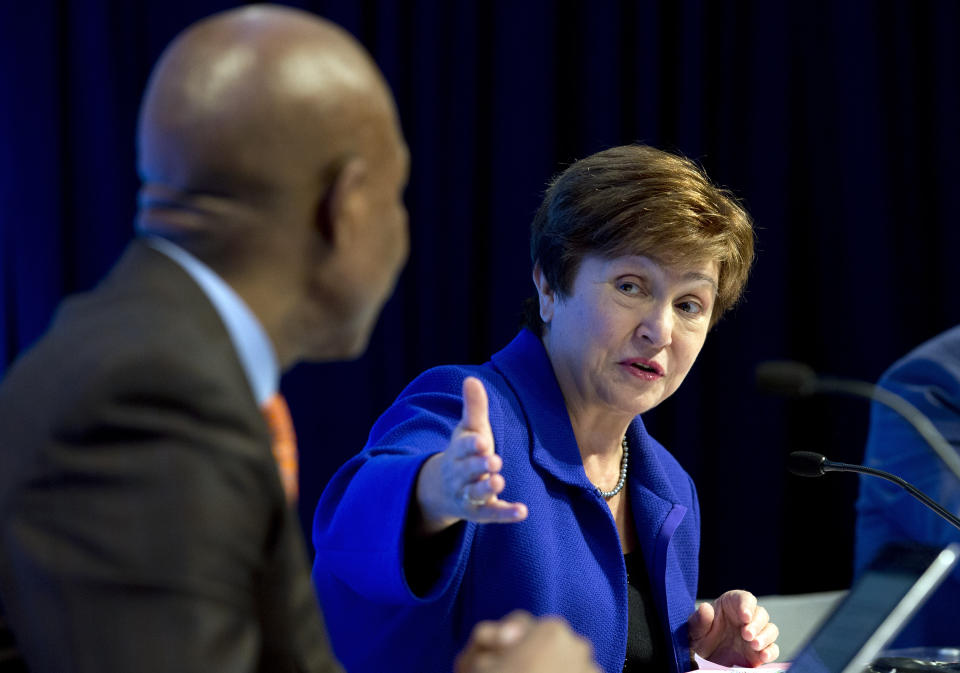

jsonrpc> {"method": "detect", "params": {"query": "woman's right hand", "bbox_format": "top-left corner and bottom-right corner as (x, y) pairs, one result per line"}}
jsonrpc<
(414, 376), (528, 535)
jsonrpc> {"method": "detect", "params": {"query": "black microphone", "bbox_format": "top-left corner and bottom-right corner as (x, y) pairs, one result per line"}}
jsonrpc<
(755, 361), (819, 397)
(787, 451), (960, 532)
(757, 360), (960, 481)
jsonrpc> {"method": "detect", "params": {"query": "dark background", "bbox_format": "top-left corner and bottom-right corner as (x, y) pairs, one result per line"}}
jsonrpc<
(2, 0), (958, 600)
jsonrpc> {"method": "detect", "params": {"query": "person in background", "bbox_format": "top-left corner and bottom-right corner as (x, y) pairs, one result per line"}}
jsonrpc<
(855, 325), (960, 647)
(313, 145), (780, 673)
(0, 6), (599, 673)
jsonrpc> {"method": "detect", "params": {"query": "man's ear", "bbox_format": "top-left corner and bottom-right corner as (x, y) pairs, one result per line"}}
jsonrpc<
(315, 157), (367, 246)
(532, 263), (555, 323)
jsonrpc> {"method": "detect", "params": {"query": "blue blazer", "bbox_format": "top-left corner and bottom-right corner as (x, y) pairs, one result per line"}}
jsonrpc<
(313, 330), (700, 673)
(855, 325), (960, 646)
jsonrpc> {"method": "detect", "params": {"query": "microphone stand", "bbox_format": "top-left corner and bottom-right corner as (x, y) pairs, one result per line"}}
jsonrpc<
(817, 456), (960, 532)
(816, 376), (960, 483)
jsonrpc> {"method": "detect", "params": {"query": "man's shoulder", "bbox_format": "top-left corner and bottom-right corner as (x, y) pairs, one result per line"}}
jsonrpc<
(0, 244), (260, 473)
(909, 325), (960, 365)
(5, 293), (231, 405)
(882, 325), (960, 392)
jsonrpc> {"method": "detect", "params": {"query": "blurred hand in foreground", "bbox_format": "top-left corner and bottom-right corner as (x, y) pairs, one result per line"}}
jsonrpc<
(455, 611), (601, 673)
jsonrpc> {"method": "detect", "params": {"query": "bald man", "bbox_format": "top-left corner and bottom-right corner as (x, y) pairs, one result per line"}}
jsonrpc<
(0, 5), (599, 673)
(0, 6), (398, 672)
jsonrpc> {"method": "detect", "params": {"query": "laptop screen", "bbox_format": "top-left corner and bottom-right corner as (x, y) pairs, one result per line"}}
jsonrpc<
(788, 543), (959, 673)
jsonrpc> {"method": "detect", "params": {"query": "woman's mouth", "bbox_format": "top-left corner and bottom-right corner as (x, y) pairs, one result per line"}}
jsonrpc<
(622, 359), (664, 379)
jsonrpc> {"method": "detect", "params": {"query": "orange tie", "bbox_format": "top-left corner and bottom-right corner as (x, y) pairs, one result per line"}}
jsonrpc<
(262, 392), (299, 505)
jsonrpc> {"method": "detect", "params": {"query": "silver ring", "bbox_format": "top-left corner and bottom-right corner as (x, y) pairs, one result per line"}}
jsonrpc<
(461, 490), (487, 507)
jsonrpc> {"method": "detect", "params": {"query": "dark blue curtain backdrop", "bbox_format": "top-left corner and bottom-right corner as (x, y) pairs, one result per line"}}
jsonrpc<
(2, 0), (959, 599)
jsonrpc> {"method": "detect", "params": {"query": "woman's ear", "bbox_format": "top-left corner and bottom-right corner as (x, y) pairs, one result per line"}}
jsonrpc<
(532, 263), (555, 323)
(315, 156), (367, 246)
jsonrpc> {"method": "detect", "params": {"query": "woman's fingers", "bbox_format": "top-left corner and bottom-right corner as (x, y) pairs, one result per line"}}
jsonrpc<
(461, 476), (528, 523)
(446, 444), (501, 505)
(461, 376), (491, 435)
(687, 601), (715, 642)
(449, 427), (493, 459)
(449, 379), (495, 461)
(471, 500), (528, 523)
(718, 590), (758, 625)
(416, 377), (528, 532)
(462, 473), (504, 503)
(458, 453), (501, 481)
(447, 445), (521, 522)
(758, 640), (780, 663)
(749, 620), (779, 653)
(741, 605), (769, 642)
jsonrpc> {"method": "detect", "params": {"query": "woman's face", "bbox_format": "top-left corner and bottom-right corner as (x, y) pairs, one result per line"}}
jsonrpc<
(538, 253), (718, 419)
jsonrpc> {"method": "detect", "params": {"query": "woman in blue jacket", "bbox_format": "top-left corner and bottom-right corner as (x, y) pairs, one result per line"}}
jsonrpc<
(313, 145), (779, 673)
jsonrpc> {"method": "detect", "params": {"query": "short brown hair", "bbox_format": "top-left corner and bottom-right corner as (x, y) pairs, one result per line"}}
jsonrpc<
(524, 144), (754, 334)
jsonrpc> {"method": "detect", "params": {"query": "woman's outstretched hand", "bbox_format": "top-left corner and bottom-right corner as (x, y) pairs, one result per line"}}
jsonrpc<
(688, 590), (780, 667)
(415, 376), (528, 535)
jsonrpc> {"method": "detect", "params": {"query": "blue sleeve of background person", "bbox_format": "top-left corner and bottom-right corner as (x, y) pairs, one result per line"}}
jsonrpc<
(854, 330), (960, 646)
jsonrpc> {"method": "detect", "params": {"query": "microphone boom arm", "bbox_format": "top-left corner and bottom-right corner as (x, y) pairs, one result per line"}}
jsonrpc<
(818, 376), (960, 482)
(822, 458), (960, 531)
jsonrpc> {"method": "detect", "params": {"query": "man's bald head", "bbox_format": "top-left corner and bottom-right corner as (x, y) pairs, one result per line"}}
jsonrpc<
(135, 5), (410, 365)
(137, 4), (397, 244)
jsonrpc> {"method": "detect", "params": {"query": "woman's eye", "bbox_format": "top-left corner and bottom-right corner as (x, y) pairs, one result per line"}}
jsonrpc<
(618, 281), (640, 296)
(677, 300), (702, 315)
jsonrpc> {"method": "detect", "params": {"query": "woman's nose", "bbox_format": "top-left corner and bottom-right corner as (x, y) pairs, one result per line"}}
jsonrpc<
(637, 305), (673, 348)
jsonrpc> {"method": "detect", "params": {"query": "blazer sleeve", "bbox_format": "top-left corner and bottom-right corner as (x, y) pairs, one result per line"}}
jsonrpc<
(310, 366), (496, 673)
(312, 366), (478, 605)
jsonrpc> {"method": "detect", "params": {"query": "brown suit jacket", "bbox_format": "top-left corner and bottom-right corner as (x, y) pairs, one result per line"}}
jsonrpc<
(0, 240), (341, 673)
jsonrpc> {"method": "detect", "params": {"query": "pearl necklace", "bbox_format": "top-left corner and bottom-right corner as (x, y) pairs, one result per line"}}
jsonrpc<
(596, 435), (629, 499)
